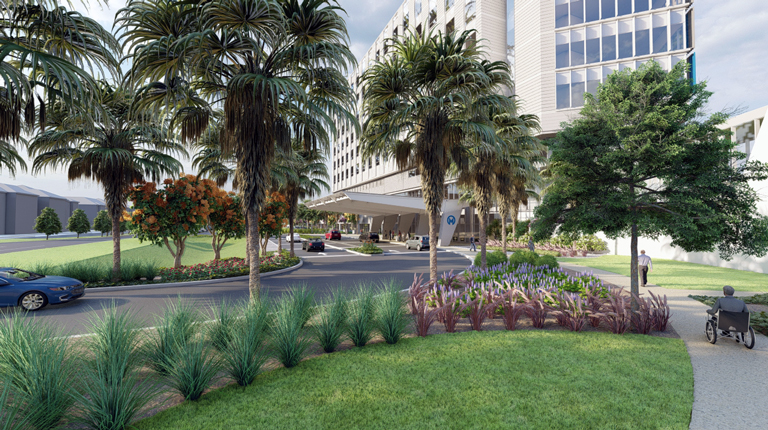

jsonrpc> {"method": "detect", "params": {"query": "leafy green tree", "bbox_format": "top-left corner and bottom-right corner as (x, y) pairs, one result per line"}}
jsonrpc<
(362, 29), (512, 281)
(259, 192), (289, 255)
(532, 62), (768, 299)
(67, 209), (91, 238)
(34, 207), (62, 240)
(29, 82), (183, 281)
(119, 0), (356, 300)
(209, 189), (246, 261)
(93, 210), (111, 237)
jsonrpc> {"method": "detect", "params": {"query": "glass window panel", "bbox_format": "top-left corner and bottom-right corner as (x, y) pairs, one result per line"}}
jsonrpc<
(670, 22), (683, 50)
(686, 11), (693, 48)
(618, 0), (632, 16)
(415, 0), (422, 15)
(653, 25), (667, 53)
(586, 38), (600, 63)
(585, 0), (599, 22)
(618, 32), (632, 58)
(445, 0), (454, 10)
(635, 0), (649, 13)
(571, 40), (585, 66)
(602, 34), (616, 61)
(602, 0), (615, 19)
(466, 0), (477, 22)
(652, 0), (666, 9)
(555, 0), (569, 28)
(557, 43), (570, 68)
(587, 68), (601, 96)
(572, 82), (586, 107)
(570, 0), (584, 25)
(635, 29), (649, 56)
(557, 84), (570, 109)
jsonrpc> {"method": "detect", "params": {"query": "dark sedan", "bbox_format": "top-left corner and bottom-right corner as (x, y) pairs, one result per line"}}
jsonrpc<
(0, 268), (85, 311)
(359, 232), (380, 243)
(302, 239), (325, 252)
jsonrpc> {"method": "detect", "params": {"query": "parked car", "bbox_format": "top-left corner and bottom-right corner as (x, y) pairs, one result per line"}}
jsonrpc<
(325, 230), (342, 240)
(0, 268), (85, 311)
(302, 239), (325, 252)
(286, 233), (302, 242)
(405, 235), (430, 251)
(358, 232), (380, 243)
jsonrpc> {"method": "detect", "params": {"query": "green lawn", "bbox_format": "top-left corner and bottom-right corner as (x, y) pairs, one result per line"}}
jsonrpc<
(559, 255), (768, 292)
(1, 236), (248, 268)
(136, 331), (692, 430)
(0, 235), (110, 244)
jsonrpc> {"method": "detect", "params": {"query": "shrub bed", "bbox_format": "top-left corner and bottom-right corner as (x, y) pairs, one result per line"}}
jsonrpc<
(350, 242), (383, 254)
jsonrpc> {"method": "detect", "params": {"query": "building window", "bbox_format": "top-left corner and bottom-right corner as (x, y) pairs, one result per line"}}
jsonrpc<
(602, 23), (617, 61)
(555, 0), (568, 28)
(416, 24), (422, 36)
(445, 0), (454, 10)
(652, 0), (666, 9)
(356, 165), (359, 175)
(635, 0), (649, 13)
(428, 0), (437, 28)
(586, 26), (600, 64)
(618, 0), (632, 16)
(635, 17), (650, 56)
(585, 0), (599, 22)
(571, 30), (585, 66)
(570, 0), (584, 26)
(368, 158), (372, 168)
(376, 156), (380, 166)
(466, 32), (477, 50)
(392, 27), (398, 38)
(571, 70), (586, 108)
(465, 0), (476, 23)
(652, 14), (668, 53)
(557, 73), (570, 109)
(415, 0), (422, 15)
(670, 11), (684, 51)
(403, 5), (409, 28)
(556, 32), (569, 68)
(362, 162), (365, 172)
(587, 68), (601, 96)
(446, 18), (454, 34)
(375, 50), (379, 61)
(602, 0), (615, 19)
(618, 20), (633, 59)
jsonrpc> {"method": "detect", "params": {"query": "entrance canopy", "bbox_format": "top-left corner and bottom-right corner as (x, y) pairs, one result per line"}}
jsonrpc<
(305, 192), (430, 216)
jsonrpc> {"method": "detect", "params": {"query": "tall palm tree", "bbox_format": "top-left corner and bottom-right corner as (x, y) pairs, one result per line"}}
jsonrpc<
(29, 82), (184, 280)
(0, 0), (118, 156)
(119, 0), (356, 300)
(0, 139), (25, 175)
(281, 140), (329, 257)
(362, 29), (513, 281)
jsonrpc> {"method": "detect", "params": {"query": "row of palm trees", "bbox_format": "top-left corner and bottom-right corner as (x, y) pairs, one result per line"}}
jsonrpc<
(1, 0), (542, 299)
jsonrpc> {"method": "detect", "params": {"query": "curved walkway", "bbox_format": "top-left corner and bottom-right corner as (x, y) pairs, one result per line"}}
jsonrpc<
(560, 262), (768, 430)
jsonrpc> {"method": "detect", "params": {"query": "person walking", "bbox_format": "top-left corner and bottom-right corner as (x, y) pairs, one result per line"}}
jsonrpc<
(469, 236), (477, 252)
(638, 250), (653, 287)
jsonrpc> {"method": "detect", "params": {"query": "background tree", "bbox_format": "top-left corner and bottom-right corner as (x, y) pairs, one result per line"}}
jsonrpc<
(532, 62), (768, 300)
(93, 210), (111, 236)
(128, 176), (215, 268)
(29, 83), (183, 280)
(119, 0), (356, 301)
(258, 193), (289, 256)
(34, 207), (62, 239)
(362, 29), (512, 281)
(208, 190), (246, 261)
(67, 209), (91, 238)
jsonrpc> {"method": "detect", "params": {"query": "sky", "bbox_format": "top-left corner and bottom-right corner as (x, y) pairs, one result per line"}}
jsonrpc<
(1, 0), (767, 200)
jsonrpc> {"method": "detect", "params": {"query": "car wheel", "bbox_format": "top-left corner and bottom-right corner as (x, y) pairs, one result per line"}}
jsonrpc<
(19, 292), (47, 311)
(417, 245), (422, 251)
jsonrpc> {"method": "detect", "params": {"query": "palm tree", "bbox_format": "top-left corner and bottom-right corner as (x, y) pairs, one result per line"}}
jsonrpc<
(119, 0), (355, 300)
(29, 82), (184, 280)
(362, 29), (513, 281)
(281, 141), (329, 257)
(0, 0), (119, 177)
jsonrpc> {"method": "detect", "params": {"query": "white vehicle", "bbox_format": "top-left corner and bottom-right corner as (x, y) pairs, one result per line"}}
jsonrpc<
(286, 233), (302, 242)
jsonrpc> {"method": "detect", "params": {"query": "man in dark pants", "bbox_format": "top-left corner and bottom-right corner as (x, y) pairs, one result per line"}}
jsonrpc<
(638, 250), (653, 287)
(707, 285), (749, 338)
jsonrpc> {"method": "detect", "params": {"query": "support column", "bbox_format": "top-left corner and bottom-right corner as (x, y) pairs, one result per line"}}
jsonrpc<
(438, 206), (464, 247)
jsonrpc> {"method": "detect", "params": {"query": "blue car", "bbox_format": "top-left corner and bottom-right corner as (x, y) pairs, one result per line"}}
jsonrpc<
(0, 268), (85, 311)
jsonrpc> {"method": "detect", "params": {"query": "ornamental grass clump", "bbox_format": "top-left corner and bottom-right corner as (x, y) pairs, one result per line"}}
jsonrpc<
(497, 288), (528, 331)
(438, 289), (462, 333)
(58, 259), (111, 283)
(0, 312), (77, 430)
(584, 284), (606, 328)
(208, 299), (238, 352)
(374, 280), (410, 344)
(347, 285), (376, 347)
(144, 297), (199, 375)
(314, 288), (348, 353)
(408, 273), (428, 315)
(271, 289), (315, 368)
(0, 376), (26, 430)
(222, 301), (270, 386)
(524, 291), (550, 329)
(77, 304), (162, 430)
(650, 291), (672, 331)
(165, 335), (221, 401)
(551, 294), (589, 332)
(630, 294), (655, 335)
(461, 292), (495, 331)
(598, 291), (631, 334)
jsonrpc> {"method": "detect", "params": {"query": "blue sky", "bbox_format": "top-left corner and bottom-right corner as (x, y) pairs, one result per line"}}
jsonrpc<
(2, 0), (766, 199)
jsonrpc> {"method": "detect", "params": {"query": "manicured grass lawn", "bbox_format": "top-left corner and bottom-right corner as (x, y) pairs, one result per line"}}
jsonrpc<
(1, 236), (247, 268)
(136, 331), (692, 430)
(559, 255), (768, 292)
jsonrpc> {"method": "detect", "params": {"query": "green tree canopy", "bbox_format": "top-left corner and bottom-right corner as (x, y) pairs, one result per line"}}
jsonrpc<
(34, 207), (62, 239)
(67, 209), (91, 238)
(93, 210), (111, 236)
(532, 61), (768, 298)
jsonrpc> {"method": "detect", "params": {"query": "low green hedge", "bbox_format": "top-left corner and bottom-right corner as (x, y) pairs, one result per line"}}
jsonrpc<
(486, 246), (561, 257)
(351, 242), (384, 254)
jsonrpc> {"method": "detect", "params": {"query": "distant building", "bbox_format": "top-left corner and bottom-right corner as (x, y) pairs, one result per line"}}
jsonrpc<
(65, 196), (107, 225)
(0, 183), (104, 235)
(14, 185), (76, 231)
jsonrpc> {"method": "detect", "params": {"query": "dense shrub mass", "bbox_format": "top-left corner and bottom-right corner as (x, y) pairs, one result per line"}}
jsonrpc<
(473, 250), (508, 267)
(351, 242), (383, 254)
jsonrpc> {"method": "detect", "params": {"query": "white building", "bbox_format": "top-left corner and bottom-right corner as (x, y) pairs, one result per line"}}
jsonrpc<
(308, 0), (697, 246)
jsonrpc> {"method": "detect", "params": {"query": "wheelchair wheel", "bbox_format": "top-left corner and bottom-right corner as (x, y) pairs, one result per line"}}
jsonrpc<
(742, 327), (756, 349)
(706, 321), (717, 344)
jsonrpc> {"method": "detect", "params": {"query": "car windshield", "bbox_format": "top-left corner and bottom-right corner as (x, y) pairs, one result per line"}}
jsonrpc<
(0, 269), (44, 281)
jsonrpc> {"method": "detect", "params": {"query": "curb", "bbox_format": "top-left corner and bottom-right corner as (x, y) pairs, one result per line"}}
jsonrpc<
(324, 243), (373, 257)
(84, 258), (304, 293)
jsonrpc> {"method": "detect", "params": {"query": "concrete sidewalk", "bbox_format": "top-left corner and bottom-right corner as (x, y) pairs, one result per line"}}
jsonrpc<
(561, 262), (768, 430)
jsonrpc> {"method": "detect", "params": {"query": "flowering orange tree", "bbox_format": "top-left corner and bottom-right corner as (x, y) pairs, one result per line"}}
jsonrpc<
(127, 175), (215, 268)
(259, 192), (289, 254)
(208, 189), (246, 260)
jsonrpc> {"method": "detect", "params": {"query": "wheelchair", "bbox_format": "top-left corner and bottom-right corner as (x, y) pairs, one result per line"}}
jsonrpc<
(706, 310), (755, 349)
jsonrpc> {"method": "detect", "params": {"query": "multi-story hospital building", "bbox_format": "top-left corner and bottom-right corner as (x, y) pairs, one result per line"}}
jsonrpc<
(308, 0), (696, 246)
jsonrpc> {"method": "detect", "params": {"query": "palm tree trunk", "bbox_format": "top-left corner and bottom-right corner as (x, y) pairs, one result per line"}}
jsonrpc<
(111, 212), (121, 282)
(500, 209), (508, 255)
(479, 210), (487, 269)
(289, 217), (295, 257)
(278, 234), (282, 254)
(244, 216), (250, 266)
(247, 207), (261, 301)
(428, 208), (439, 282)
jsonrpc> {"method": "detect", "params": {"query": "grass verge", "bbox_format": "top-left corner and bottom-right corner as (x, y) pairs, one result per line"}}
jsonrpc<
(135, 331), (692, 430)
(558, 255), (768, 292)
